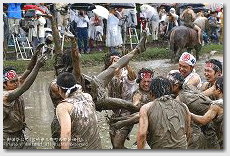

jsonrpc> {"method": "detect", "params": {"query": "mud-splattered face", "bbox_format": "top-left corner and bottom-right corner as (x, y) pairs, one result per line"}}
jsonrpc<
(4, 77), (19, 90)
(204, 63), (221, 84)
(139, 77), (152, 92)
(3, 70), (19, 90)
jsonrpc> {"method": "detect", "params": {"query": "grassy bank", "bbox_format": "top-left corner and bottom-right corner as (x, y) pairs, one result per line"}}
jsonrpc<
(3, 43), (223, 74)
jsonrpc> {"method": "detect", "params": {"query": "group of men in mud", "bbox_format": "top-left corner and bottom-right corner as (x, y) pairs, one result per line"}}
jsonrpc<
(3, 7), (223, 150)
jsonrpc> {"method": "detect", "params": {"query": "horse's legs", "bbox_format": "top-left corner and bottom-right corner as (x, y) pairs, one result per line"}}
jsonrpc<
(170, 42), (176, 63)
(155, 24), (159, 40)
(170, 46), (177, 63)
(151, 21), (158, 41)
(175, 47), (183, 63)
(194, 45), (202, 61)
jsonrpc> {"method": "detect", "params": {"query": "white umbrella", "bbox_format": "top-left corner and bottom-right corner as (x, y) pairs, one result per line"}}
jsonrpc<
(140, 4), (158, 20)
(204, 3), (223, 11)
(92, 5), (109, 19)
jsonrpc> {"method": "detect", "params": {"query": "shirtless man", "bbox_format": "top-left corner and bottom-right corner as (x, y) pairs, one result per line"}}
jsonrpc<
(201, 59), (222, 100)
(49, 36), (82, 149)
(3, 44), (47, 149)
(107, 52), (138, 149)
(133, 68), (154, 109)
(137, 77), (191, 149)
(191, 76), (224, 148)
(49, 31), (147, 148)
(167, 71), (221, 149)
(109, 68), (154, 132)
(180, 6), (202, 44)
(169, 52), (202, 89)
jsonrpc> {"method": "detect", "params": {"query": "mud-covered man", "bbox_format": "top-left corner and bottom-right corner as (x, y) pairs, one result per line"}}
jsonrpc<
(137, 77), (191, 149)
(55, 72), (102, 149)
(3, 45), (47, 149)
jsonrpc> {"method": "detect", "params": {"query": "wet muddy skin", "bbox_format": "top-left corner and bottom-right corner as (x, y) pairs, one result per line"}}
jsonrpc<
(23, 55), (223, 149)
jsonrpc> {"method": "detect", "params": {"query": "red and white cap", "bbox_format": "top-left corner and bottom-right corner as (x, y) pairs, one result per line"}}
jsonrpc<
(179, 52), (196, 66)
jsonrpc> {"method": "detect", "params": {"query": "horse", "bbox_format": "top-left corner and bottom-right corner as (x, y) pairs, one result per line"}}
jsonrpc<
(169, 14), (210, 63)
(169, 25), (202, 63)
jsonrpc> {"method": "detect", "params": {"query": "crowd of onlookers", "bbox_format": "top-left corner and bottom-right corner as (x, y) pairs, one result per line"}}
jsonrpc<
(3, 3), (224, 57)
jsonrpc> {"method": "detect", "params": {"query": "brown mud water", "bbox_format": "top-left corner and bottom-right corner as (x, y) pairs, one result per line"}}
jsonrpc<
(23, 54), (223, 149)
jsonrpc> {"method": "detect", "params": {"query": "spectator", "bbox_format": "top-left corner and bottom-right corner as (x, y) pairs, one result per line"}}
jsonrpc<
(165, 8), (179, 34)
(194, 11), (209, 44)
(37, 3), (52, 28)
(218, 8), (224, 44)
(180, 7), (202, 44)
(106, 7), (123, 53)
(3, 4), (9, 55)
(74, 9), (90, 53)
(7, 3), (22, 35)
(208, 11), (219, 43)
(31, 11), (46, 50)
(88, 14), (104, 52)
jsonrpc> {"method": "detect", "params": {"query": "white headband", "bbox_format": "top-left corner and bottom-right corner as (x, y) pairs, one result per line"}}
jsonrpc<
(179, 52), (196, 66)
(60, 84), (82, 97)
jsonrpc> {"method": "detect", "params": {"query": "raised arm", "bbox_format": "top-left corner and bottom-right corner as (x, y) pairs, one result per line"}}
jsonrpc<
(5, 55), (47, 103)
(19, 43), (45, 84)
(132, 91), (143, 108)
(70, 37), (82, 84)
(126, 65), (137, 81)
(96, 31), (147, 88)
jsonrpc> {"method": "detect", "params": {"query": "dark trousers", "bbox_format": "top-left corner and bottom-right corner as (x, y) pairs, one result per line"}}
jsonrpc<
(76, 27), (88, 52)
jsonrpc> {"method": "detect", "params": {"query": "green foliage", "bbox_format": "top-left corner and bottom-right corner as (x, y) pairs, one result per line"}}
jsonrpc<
(136, 47), (170, 61)
(200, 43), (224, 55)
(80, 52), (106, 67)
(3, 59), (54, 74)
(3, 44), (223, 74)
